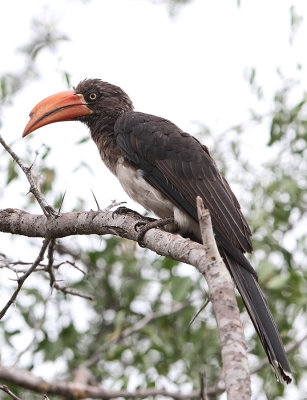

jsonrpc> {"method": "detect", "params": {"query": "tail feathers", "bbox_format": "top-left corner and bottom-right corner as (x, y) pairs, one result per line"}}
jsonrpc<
(221, 250), (292, 384)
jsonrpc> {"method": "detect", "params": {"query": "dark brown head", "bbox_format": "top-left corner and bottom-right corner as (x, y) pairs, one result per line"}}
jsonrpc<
(23, 79), (134, 137)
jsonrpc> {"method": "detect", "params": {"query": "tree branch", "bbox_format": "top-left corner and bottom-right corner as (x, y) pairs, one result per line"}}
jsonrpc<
(0, 385), (22, 400)
(0, 207), (206, 265)
(0, 237), (51, 319)
(0, 134), (58, 217)
(196, 197), (251, 400)
(0, 365), (219, 399)
(0, 205), (254, 398)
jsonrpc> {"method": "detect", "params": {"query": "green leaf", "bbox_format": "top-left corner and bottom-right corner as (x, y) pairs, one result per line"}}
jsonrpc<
(257, 260), (276, 282)
(266, 273), (290, 290)
(64, 71), (71, 88)
(6, 159), (18, 184)
(170, 276), (192, 302)
(1, 77), (7, 100)
(75, 136), (90, 145)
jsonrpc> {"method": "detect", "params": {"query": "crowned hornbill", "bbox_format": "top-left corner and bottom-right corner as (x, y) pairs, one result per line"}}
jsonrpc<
(23, 78), (292, 383)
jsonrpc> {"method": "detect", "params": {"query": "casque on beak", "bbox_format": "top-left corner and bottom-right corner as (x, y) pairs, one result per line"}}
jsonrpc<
(23, 90), (92, 137)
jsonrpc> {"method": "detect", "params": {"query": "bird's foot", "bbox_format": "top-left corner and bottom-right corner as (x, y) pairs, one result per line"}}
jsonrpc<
(112, 206), (145, 220)
(135, 217), (175, 247)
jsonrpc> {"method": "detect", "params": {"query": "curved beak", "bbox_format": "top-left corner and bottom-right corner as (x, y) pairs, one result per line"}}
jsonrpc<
(23, 90), (92, 137)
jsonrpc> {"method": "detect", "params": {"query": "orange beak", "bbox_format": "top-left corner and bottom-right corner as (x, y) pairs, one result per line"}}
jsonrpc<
(23, 90), (93, 137)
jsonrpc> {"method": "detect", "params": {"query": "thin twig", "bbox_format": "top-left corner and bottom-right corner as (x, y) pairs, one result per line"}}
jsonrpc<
(46, 239), (91, 299)
(199, 371), (207, 400)
(91, 189), (101, 211)
(0, 257), (45, 273)
(47, 238), (57, 287)
(1, 257), (86, 276)
(52, 283), (94, 300)
(0, 238), (51, 319)
(0, 366), (214, 399)
(64, 260), (87, 275)
(187, 297), (210, 329)
(0, 384), (22, 400)
(104, 200), (127, 210)
(84, 302), (190, 368)
(58, 190), (66, 213)
(0, 134), (57, 217)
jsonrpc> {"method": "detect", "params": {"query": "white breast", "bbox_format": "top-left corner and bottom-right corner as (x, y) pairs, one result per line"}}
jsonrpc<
(116, 158), (174, 218)
(116, 158), (200, 239)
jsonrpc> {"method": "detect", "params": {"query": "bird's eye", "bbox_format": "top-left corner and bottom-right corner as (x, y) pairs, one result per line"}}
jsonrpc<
(88, 92), (97, 101)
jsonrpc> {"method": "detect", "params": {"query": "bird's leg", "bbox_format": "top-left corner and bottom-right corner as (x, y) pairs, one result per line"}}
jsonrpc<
(135, 217), (176, 247)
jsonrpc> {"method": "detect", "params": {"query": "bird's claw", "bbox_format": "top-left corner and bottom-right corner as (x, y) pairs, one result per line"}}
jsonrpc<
(134, 217), (156, 232)
(135, 217), (175, 247)
(134, 221), (147, 232)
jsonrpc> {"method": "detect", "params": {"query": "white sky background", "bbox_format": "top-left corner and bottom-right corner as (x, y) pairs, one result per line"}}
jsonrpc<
(1, 0), (307, 398)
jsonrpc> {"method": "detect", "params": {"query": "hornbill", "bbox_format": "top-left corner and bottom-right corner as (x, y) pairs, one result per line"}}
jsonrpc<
(23, 78), (292, 383)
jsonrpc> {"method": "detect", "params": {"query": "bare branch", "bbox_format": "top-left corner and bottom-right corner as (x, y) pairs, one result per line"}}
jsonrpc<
(52, 283), (94, 300)
(0, 238), (51, 320)
(0, 256), (85, 275)
(0, 326), (301, 400)
(0, 365), (220, 399)
(0, 134), (57, 217)
(46, 238), (92, 299)
(64, 260), (87, 275)
(0, 207), (206, 265)
(0, 256), (46, 273)
(47, 238), (56, 287)
(0, 385), (22, 400)
(199, 371), (207, 400)
(196, 197), (251, 400)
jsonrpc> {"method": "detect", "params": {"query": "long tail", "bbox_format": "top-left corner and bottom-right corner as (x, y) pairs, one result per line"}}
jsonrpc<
(220, 249), (292, 384)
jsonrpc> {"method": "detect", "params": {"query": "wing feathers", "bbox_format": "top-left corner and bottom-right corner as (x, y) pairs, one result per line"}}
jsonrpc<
(115, 112), (253, 256)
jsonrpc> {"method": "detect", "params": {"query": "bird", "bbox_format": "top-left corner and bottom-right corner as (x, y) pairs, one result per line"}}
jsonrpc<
(23, 78), (292, 383)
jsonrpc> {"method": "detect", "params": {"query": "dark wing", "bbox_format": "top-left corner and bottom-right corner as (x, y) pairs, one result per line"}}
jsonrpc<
(115, 112), (252, 251)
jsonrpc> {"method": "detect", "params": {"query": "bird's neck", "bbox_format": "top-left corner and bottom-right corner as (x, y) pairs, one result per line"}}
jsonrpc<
(89, 114), (122, 175)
